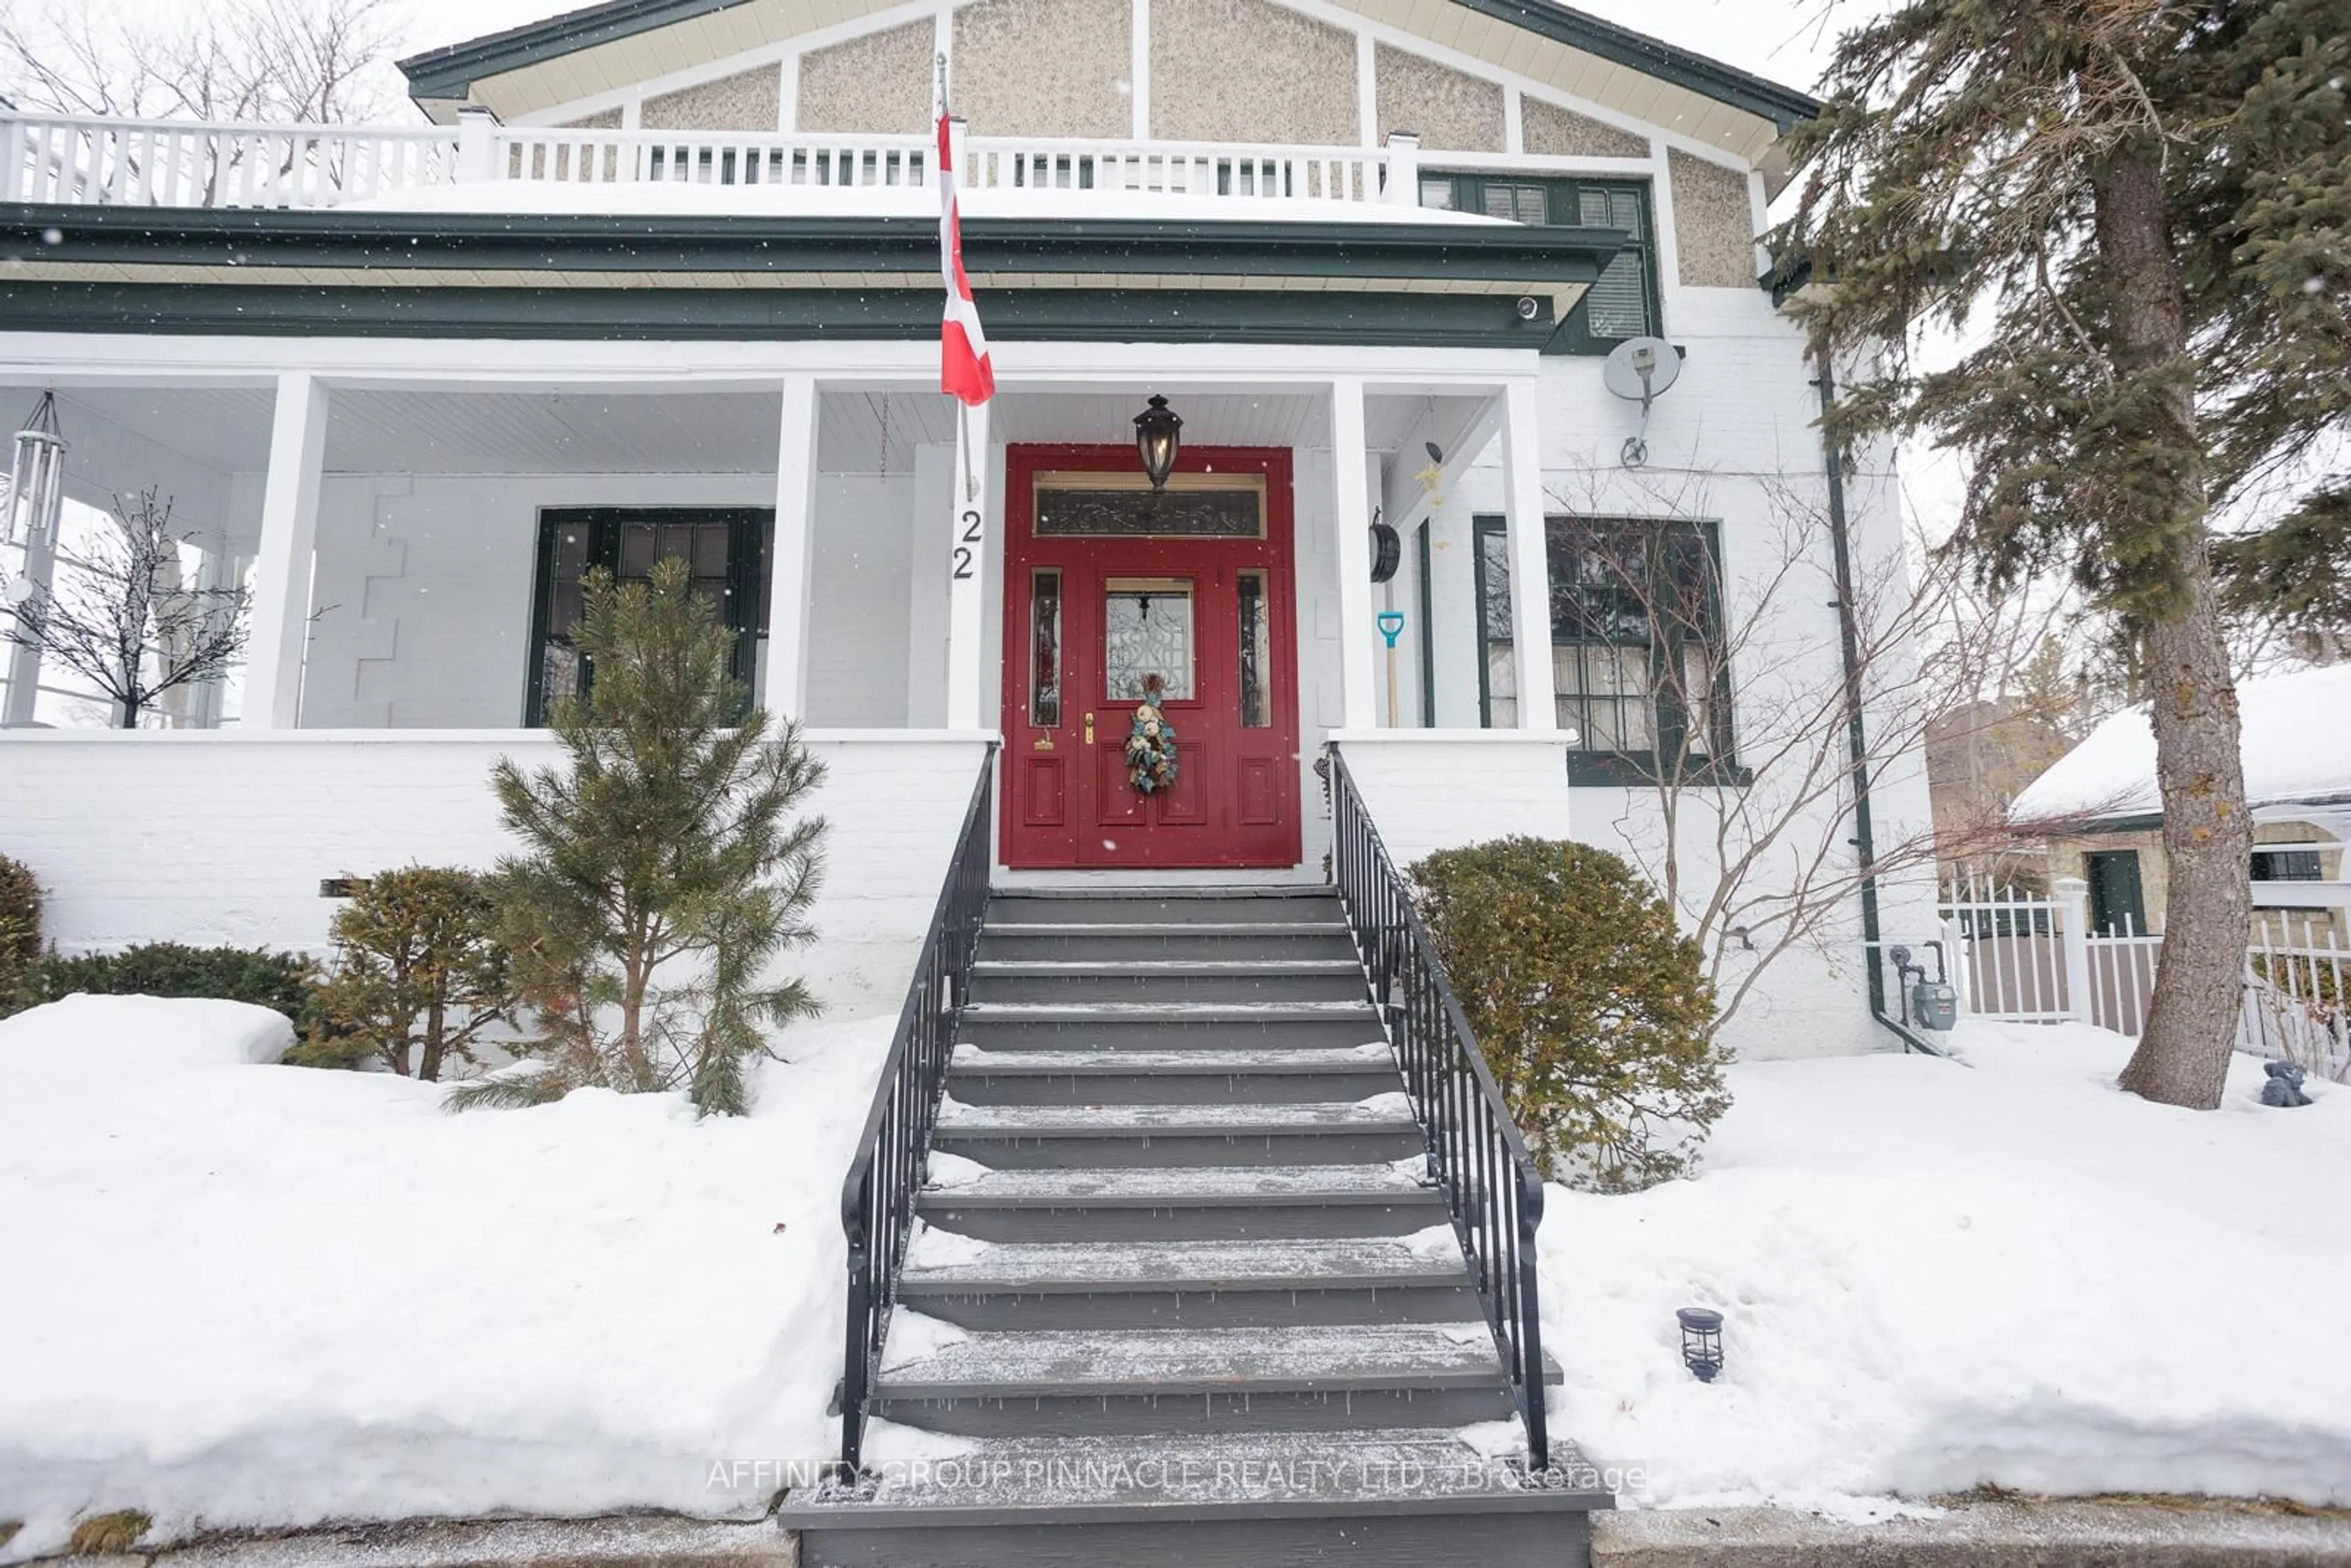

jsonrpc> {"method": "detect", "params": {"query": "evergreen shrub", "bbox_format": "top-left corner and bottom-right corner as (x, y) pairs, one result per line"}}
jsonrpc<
(0, 856), (39, 1016)
(15, 942), (319, 1024)
(1410, 836), (1730, 1193)
(294, 866), (514, 1079)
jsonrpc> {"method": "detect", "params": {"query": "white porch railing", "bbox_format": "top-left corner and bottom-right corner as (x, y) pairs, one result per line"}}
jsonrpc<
(0, 110), (1412, 212)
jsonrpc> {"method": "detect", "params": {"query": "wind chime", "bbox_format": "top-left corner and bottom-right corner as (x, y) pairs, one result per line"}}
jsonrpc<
(4, 391), (67, 602)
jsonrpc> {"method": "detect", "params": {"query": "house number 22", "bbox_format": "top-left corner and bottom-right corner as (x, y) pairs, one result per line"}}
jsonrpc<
(950, 508), (983, 580)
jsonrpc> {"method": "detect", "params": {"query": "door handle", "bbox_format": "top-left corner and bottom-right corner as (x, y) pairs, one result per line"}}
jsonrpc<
(1083, 711), (1095, 744)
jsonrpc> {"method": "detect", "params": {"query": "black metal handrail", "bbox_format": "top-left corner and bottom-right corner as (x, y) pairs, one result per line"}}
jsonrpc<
(835, 743), (997, 1473)
(1324, 745), (1550, 1471)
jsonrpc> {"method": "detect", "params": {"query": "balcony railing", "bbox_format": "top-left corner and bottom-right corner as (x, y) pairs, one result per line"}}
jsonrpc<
(0, 109), (1415, 214)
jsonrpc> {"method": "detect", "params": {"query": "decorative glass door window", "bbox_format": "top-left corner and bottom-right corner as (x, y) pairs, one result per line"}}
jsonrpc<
(1029, 569), (1063, 726)
(1237, 570), (1270, 727)
(1103, 577), (1194, 701)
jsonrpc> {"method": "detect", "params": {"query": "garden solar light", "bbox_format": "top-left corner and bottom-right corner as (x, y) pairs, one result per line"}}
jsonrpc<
(1678, 1307), (1725, 1382)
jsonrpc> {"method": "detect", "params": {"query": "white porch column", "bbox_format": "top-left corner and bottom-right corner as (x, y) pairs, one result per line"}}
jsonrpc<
(1499, 377), (1558, 732)
(2, 519), (58, 727)
(945, 400), (992, 730)
(765, 375), (820, 718)
(1329, 376), (1378, 729)
(244, 372), (328, 730)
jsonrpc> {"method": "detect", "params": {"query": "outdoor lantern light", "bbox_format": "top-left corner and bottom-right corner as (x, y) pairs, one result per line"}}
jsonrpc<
(6, 391), (67, 553)
(1677, 1307), (1725, 1382)
(1133, 394), (1182, 492)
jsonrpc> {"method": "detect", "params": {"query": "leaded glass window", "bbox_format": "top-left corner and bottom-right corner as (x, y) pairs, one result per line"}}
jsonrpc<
(1104, 577), (1194, 701)
(1029, 569), (1063, 727)
(1237, 570), (1270, 727)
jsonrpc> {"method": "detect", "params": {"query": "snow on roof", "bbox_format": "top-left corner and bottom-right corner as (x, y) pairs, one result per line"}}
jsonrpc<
(2009, 662), (2351, 825)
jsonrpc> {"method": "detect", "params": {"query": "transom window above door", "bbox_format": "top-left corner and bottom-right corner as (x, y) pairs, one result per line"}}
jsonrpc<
(1033, 472), (1267, 539)
(527, 506), (773, 726)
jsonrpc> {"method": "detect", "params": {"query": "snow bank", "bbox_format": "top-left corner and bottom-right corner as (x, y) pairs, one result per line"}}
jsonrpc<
(2011, 662), (2351, 822)
(0, 994), (294, 1076)
(0, 1002), (895, 1561)
(1545, 1021), (2351, 1512)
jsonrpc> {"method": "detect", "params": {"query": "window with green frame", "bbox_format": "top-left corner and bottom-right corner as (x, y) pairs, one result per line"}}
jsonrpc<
(1473, 514), (1738, 784)
(1419, 173), (1659, 350)
(525, 506), (773, 726)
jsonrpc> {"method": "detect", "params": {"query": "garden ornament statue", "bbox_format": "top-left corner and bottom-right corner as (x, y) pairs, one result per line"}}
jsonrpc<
(1124, 674), (1180, 795)
(2260, 1060), (2312, 1108)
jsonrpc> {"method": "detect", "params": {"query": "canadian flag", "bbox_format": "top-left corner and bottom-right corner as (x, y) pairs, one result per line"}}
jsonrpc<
(936, 113), (995, 405)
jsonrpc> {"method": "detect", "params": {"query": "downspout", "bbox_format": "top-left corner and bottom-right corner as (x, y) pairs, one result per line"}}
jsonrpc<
(1814, 353), (1887, 1022)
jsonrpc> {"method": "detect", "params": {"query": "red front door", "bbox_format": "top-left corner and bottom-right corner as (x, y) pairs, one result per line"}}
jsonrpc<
(1000, 445), (1302, 871)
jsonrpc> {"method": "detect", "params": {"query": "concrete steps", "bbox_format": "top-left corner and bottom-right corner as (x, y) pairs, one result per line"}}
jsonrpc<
(786, 885), (1605, 1566)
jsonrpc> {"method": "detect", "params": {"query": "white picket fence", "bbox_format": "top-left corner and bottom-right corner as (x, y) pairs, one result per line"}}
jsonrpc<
(1900, 872), (2351, 1082)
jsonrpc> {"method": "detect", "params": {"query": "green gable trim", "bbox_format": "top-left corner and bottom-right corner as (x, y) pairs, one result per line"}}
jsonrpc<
(399, 0), (750, 104)
(1449, 0), (1817, 133)
(0, 205), (1621, 287)
(397, 0), (1816, 133)
(0, 280), (1577, 347)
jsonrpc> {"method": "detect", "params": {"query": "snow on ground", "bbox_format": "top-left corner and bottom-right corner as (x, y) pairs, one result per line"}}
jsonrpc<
(1545, 1020), (2351, 1514)
(0, 997), (894, 1561)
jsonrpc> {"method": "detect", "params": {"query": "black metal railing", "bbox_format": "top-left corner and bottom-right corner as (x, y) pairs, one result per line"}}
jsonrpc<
(835, 743), (997, 1473)
(1325, 745), (1550, 1471)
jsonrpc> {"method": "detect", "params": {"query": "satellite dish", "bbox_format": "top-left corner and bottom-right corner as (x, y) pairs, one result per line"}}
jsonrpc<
(1602, 337), (1682, 468)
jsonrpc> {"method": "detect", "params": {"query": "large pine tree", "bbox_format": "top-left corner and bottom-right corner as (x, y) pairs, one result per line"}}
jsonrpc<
(1783, 0), (2348, 1108)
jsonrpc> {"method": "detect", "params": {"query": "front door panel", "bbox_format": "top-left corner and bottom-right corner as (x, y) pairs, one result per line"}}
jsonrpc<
(1002, 446), (1301, 871)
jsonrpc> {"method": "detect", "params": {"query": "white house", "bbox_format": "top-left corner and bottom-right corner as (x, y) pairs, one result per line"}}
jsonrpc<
(0, 0), (1935, 1057)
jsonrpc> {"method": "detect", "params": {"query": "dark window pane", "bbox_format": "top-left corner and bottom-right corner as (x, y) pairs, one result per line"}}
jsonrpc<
(618, 525), (656, 578)
(1584, 252), (1651, 339)
(2252, 849), (2323, 882)
(693, 525), (729, 576)
(1420, 176), (1457, 210)
(1479, 527), (1513, 640)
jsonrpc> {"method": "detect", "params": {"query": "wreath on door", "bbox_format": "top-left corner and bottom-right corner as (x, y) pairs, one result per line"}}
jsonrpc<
(1124, 674), (1181, 795)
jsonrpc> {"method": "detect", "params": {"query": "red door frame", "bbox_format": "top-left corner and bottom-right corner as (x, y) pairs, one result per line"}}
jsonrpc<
(999, 443), (1303, 871)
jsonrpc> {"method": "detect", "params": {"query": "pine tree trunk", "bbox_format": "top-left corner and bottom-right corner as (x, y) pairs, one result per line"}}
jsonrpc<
(2094, 148), (2251, 1111)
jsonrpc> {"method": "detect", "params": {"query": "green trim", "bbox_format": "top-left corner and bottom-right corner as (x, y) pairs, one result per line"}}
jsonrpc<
(1420, 172), (1657, 351)
(1448, 0), (1819, 133)
(0, 281), (1577, 345)
(399, 0), (1816, 133)
(1414, 520), (1435, 729)
(0, 206), (1621, 282)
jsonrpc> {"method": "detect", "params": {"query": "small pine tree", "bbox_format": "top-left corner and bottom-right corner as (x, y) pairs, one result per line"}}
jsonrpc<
(1412, 837), (1728, 1193)
(456, 558), (828, 1116)
(298, 866), (513, 1080)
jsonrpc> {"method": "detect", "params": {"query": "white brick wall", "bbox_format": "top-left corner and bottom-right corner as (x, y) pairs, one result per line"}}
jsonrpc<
(0, 730), (993, 1018)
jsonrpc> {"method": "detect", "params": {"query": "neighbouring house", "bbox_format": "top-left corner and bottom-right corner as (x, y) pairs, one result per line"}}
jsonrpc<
(2009, 662), (2351, 940)
(1925, 696), (2076, 888)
